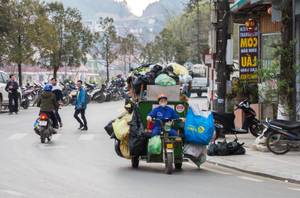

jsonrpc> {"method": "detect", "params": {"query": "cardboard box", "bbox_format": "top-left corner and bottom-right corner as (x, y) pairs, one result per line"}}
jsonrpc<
(147, 85), (180, 101)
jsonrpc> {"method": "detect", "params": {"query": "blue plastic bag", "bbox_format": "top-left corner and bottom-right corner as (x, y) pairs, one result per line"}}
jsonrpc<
(184, 108), (214, 145)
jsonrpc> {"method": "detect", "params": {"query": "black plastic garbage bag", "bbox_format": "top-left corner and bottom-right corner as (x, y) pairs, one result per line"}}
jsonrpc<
(207, 139), (245, 156)
(104, 120), (115, 137)
(128, 105), (148, 156)
(114, 139), (123, 158)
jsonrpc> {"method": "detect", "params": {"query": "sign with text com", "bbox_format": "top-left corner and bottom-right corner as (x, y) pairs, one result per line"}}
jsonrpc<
(239, 25), (258, 82)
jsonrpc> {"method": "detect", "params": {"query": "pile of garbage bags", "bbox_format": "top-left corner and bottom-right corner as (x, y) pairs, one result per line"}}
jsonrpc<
(127, 63), (189, 97)
(207, 139), (246, 156)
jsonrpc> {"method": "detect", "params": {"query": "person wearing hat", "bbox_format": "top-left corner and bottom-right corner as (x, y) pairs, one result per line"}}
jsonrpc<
(147, 94), (180, 137)
(36, 84), (59, 129)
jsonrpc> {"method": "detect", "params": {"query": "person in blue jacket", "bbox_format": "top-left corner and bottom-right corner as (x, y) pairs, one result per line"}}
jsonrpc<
(147, 94), (179, 137)
(74, 80), (88, 131)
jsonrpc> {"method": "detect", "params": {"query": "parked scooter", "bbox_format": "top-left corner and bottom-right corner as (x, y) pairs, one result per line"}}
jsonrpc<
(265, 119), (300, 155)
(213, 99), (264, 140)
(20, 89), (30, 109)
(92, 84), (107, 103)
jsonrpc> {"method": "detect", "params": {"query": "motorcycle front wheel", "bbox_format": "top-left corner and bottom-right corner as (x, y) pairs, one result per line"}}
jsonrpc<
(94, 93), (106, 103)
(62, 96), (71, 106)
(266, 131), (290, 155)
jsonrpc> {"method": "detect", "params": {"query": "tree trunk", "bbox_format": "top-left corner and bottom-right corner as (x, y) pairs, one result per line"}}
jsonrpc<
(18, 62), (22, 87)
(53, 66), (59, 79)
(278, 0), (295, 120)
(106, 61), (109, 83)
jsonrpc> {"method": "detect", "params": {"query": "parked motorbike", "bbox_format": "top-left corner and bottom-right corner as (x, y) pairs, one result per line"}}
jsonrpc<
(265, 119), (300, 155)
(92, 84), (107, 103)
(213, 99), (264, 140)
(34, 112), (55, 143)
(60, 81), (77, 106)
(20, 89), (30, 109)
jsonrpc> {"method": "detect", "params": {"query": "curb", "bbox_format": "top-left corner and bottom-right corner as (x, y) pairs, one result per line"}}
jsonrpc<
(206, 159), (300, 185)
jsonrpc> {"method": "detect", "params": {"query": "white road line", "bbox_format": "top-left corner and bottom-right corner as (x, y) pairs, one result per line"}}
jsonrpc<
(8, 133), (28, 140)
(203, 166), (233, 175)
(0, 189), (25, 196)
(79, 134), (95, 141)
(186, 162), (232, 175)
(38, 145), (67, 150)
(238, 176), (264, 183)
(51, 134), (62, 141)
(288, 187), (300, 191)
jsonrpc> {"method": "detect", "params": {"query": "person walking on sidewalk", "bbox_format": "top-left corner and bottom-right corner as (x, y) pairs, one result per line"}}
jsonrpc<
(51, 78), (63, 128)
(5, 74), (19, 114)
(74, 80), (88, 131)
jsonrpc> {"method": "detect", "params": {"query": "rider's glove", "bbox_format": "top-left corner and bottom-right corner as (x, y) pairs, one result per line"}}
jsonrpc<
(147, 116), (152, 121)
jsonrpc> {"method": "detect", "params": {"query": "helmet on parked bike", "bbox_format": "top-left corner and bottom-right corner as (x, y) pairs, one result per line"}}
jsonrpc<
(43, 84), (53, 92)
(157, 94), (168, 101)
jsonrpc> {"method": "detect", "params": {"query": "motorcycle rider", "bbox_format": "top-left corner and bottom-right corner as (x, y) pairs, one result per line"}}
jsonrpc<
(74, 80), (88, 131)
(36, 84), (59, 130)
(5, 74), (19, 114)
(51, 78), (63, 127)
(147, 94), (180, 137)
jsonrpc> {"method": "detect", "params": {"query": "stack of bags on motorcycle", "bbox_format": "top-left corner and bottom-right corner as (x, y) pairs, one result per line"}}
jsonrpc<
(104, 102), (216, 167)
(128, 63), (189, 97)
(104, 100), (147, 159)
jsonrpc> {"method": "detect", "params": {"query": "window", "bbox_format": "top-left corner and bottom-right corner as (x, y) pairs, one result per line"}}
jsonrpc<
(0, 73), (4, 83)
(1, 72), (9, 83)
(261, 33), (281, 68)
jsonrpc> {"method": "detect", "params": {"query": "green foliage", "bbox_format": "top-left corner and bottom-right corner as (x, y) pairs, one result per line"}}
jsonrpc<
(140, 28), (188, 64)
(44, 2), (94, 77)
(0, 0), (94, 78)
(140, 1), (210, 65)
(94, 17), (118, 81)
(0, 0), (48, 65)
(118, 33), (140, 70)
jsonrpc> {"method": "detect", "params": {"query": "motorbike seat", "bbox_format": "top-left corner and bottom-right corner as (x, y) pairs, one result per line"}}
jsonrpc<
(270, 120), (300, 130)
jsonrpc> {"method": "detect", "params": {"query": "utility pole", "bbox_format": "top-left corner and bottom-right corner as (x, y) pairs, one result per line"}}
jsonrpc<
(214, 0), (230, 113)
(196, 0), (202, 63)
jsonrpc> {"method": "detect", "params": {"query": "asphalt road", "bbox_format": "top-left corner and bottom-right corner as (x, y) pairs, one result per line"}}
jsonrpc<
(0, 98), (300, 198)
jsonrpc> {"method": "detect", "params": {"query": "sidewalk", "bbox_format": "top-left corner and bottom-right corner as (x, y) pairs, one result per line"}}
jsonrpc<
(206, 134), (300, 183)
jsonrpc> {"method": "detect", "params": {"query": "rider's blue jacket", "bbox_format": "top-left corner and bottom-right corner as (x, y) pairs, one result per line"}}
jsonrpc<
(148, 105), (179, 128)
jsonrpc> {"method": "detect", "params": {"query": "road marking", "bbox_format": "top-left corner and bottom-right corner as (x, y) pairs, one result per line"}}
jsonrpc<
(38, 145), (66, 150)
(0, 189), (25, 196)
(238, 176), (264, 183)
(51, 134), (62, 141)
(288, 187), (300, 191)
(79, 134), (95, 141)
(8, 133), (28, 140)
(206, 168), (233, 175)
(186, 162), (232, 175)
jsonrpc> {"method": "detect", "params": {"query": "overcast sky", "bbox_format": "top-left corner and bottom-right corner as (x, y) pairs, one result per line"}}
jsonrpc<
(116, 0), (159, 16)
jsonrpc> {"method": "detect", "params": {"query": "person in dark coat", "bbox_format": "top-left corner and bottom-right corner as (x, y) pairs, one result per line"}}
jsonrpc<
(37, 84), (59, 129)
(5, 74), (19, 114)
(51, 78), (63, 127)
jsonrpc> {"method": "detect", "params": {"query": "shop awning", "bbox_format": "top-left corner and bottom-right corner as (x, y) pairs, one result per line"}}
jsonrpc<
(230, 0), (249, 12)
(230, 0), (268, 12)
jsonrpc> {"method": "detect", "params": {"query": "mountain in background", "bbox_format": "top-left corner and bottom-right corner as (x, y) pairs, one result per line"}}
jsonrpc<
(44, 0), (189, 42)
(44, 0), (133, 19)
